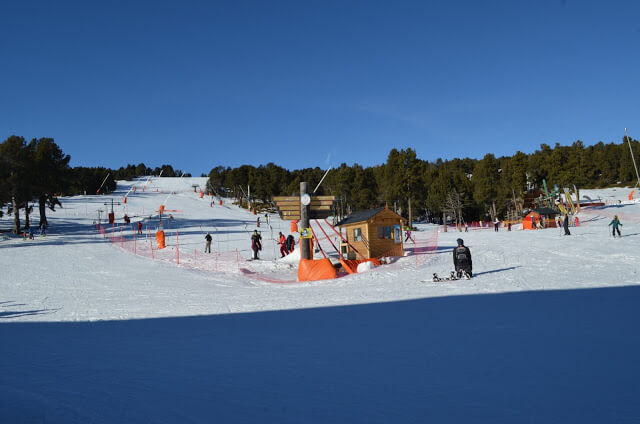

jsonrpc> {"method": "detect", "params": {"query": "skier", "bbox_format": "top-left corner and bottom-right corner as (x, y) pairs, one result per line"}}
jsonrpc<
(137, 221), (143, 235)
(563, 214), (571, 236)
(278, 232), (288, 257)
(493, 217), (500, 232)
(453, 238), (472, 278)
(39, 223), (47, 237)
(609, 215), (622, 237)
(124, 214), (130, 224)
(251, 230), (262, 259)
(205, 232), (212, 253)
(531, 215), (536, 229)
(257, 217), (261, 228)
(286, 234), (295, 253)
(404, 225), (412, 242)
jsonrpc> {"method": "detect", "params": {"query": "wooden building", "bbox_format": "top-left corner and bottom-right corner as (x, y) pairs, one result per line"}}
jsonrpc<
(336, 207), (406, 259)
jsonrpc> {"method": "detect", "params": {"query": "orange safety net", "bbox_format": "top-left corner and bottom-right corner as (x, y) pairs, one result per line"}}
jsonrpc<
(298, 258), (337, 281)
(156, 230), (166, 249)
(339, 258), (381, 274)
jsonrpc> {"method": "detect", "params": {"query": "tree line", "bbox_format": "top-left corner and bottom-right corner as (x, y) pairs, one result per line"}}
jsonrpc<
(0, 135), (190, 233)
(206, 137), (640, 223)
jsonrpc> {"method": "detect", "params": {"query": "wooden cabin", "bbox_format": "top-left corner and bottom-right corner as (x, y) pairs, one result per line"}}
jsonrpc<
(523, 207), (559, 230)
(336, 207), (406, 259)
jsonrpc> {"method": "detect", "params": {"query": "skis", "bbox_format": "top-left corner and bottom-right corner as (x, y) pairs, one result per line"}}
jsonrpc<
(428, 271), (471, 282)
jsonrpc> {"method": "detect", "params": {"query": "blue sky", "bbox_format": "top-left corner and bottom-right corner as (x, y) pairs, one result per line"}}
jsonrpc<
(2, 1), (639, 174)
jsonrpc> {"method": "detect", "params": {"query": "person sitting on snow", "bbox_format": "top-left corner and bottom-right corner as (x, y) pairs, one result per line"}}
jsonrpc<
(453, 238), (472, 278)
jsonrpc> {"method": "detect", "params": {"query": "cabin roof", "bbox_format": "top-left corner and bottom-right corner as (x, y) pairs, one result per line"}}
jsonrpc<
(336, 207), (406, 226)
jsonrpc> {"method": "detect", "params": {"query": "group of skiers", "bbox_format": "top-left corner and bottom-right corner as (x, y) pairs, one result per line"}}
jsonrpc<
(278, 232), (296, 258)
(202, 228), (297, 260)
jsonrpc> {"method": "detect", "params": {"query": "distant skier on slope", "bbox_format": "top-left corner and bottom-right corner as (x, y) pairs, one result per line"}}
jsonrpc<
(563, 214), (571, 236)
(278, 231), (288, 257)
(453, 238), (472, 278)
(609, 215), (623, 237)
(205, 232), (212, 253)
(251, 230), (262, 259)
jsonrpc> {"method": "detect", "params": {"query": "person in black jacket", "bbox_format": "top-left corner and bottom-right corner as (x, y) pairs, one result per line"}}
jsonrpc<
(453, 238), (472, 278)
(563, 214), (571, 236)
(204, 232), (212, 253)
(251, 230), (262, 259)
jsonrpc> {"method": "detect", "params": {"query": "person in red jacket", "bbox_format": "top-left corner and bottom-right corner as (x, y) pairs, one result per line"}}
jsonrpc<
(278, 232), (288, 257)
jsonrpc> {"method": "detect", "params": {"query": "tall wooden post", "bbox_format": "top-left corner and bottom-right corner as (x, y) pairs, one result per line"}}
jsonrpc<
(300, 182), (311, 260)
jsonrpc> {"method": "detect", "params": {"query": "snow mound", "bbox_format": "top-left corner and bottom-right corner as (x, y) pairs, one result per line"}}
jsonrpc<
(277, 248), (300, 264)
(357, 260), (376, 273)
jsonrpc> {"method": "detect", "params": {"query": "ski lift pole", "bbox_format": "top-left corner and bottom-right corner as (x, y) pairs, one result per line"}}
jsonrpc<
(313, 167), (332, 193)
(625, 128), (640, 187)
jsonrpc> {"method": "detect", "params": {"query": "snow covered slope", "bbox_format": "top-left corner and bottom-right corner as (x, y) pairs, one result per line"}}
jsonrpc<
(2, 178), (640, 422)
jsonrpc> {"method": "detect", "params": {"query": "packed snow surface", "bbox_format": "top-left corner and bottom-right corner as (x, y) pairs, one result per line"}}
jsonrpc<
(1, 178), (640, 423)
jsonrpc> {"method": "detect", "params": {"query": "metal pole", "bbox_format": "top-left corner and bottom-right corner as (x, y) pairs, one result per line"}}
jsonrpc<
(300, 182), (311, 260)
(625, 128), (640, 187)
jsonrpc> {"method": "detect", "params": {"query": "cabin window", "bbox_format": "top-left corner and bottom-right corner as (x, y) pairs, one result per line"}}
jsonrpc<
(377, 225), (392, 239)
(353, 228), (363, 242)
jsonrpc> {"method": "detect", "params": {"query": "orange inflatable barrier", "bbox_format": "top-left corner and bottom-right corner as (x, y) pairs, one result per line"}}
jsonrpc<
(339, 258), (381, 274)
(159, 205), (165, 214)
(219, 199), (223, 206)
(298, 258), (337, 282)
(290, 220), (298, 233)
(156, 230), (166, 249)
(200, 192), (204, 198)
(123, 196), (127, 204)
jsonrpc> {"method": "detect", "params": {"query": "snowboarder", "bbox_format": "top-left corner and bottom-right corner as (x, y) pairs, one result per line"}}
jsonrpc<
(563, 214), (571, 236)
(286, 234), (295, 253)
(278, 232), (288, 257)
(453, 238), (472, 278)
(251, 230), (262, 259)
(609, 215), (622, 237)
(205, 232), (212, 253)
(137, 221), (143, 235)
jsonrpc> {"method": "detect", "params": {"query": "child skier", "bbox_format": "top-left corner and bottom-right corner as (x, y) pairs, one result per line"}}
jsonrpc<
(278, 232), (288, 257)
(609, 215), (623, 237)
